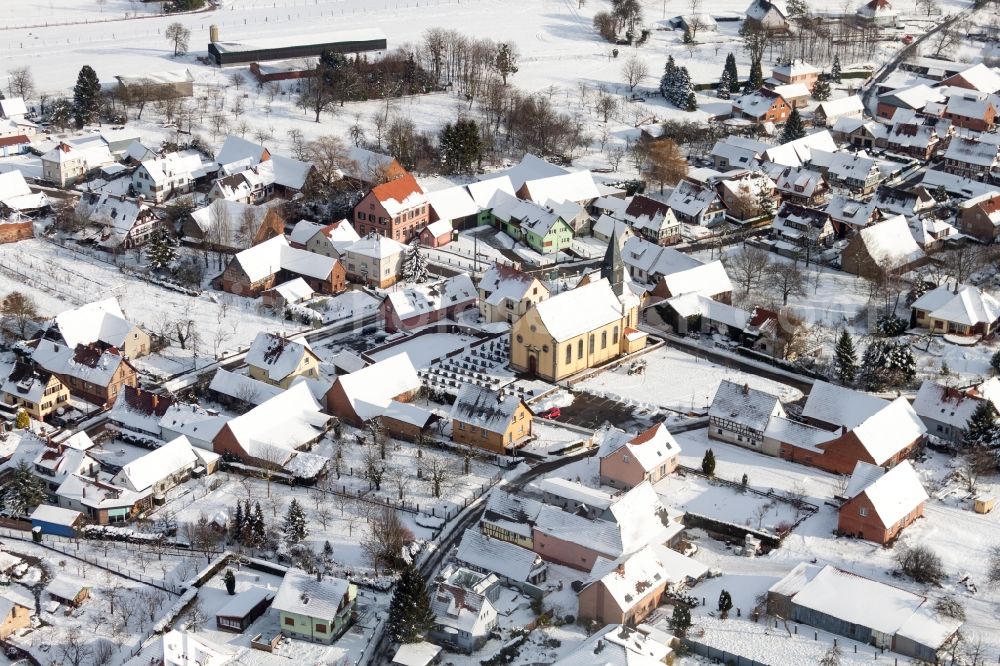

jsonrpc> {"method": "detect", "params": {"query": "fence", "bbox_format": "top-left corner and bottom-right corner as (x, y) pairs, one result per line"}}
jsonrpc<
(0, 526), (184, 594)
(683, 639), (770, 666)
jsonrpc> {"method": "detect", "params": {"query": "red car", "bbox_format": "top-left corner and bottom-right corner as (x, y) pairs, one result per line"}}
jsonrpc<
(541, 407), (561, 419)
(901, 35), (914, 44)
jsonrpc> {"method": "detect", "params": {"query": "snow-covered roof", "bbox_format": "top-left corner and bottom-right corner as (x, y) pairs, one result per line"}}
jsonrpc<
(772, 83), (811, 101)
(271, 568), (351, 619)
(944, 92), (995, 120)
(267, 277), (314, 304)
(161, 630), (235, 666)
(597, 543), (707, 603)
(341, 145), (397, 183)
(54, 298), (135, 351)
(427, 185), (479, 222)
(371, 173), (426, 216)
(552, 624), (672, 666)
(912, 380), (982, 430)
(108, 386), (174, 435)
(0, 170), (31, 203)
(732, 88), (786, 119)
(75, 192), (155, 246)
(762, 131), (838, 168)
(450, 384), (527, 434)
(385, 274), (477, 323)
(764, 416), (837, 451)
(802, 380), (887, 429)
(392, 642), (443, 666)
(215, 135), (268, 168)
(521, 170), (600, 206)
(789, 565), (927, 636)
(945, 63), (1000, 94)
(431, 580), (493, 635)
(1, 361), (55, 406)
(139, 150), (213, 185)
(815, 95), (865, 120)
(942, 136), (1000, 168)
(158, 402), (227, 444)
(245, 333), (316, 382)
(345, 233), (407, 260)
(479, 154), (568, 191)
(270, 154), (312, 190)
(334, 353), (421, 421)
(912, 283), (1000, 327)
(233, 235), (337, 282)
(857, 0), (897, 16)
(879, 84), (944, 111)
(666, 293), (750, 329)
(599, 423), (681, 472)
(289, 220), (325, 246)
(215, 586), (274, 618)
(114, 436), (199, 493)
(467, 175), (516, 209)
(117, 69), (194, 86)
(225, 382), (329, 462)
(30, 504), (81, 526)
(854, 214), (926, 269)
(709, 379), (783, 432)
(209, 368), (282, 405)
(895, 605), (963, 650)
(45, 575), (89, 602)
(532, 278), (625, 342)
(845, 460), (927, 527)
(190, 199), (283, 249)
(664, 179), (721, 219)
(746, 0), (788, 20)
(849, 397), (926, 465)
(455, 529), (543, 583)
(0, 97), (28, 118)
(32, 339), (128, 389)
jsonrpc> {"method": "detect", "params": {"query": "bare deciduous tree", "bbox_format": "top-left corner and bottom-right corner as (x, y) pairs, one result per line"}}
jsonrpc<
(419, 453), (458, 499)
(724, 246), (771, 297)
(8, 66), (35, 99)
(165, 22), (191, 56)
(643, 139), (688, 193)
(621, 55), (649, 92)
(765, 261), (807, 306)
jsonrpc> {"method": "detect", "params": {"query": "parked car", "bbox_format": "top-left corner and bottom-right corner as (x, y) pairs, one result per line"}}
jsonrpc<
(541, 407), (561, 419)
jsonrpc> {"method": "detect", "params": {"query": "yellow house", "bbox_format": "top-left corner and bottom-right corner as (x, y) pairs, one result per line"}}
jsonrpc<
(510, 278), (644, 382)
(450, 384), (533, 454)
(1, 362), (70, 422)
(477, 264), (551, 325)
(245, 332), (321, 388)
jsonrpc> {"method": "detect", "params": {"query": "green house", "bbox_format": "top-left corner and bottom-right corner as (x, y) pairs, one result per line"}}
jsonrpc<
(488, 191), (575, 254)
(271, 568), (356, 644)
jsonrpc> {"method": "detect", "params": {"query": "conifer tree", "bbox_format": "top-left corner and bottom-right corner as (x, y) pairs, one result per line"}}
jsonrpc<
(743, 58), (763, 94)
(233, 501), (245, 543)
(781, 107), (806, 143)
(811, 78), (831, 101)
(671, 66), (693, 108)
(386, 564), (436, 644)
(702, 449), (716, 476)
(439, 118), (483, 174)
(685, 91), (698, 112)
(223, 569), (236, 595)
(718, 590), (733, 617)
(965, 402), (996, 447)
(717, 68), (733, 100)
(670, 604), (692, 636)
(4, 461), (45, 516)
(725, 53), (740, 93)
(401, 239), (429, 283)
(658, 56), (677, 100)
(833, 330), (857, 384)
(72, 65), (102, 129)
(283, 499), (308, 546)
(831, 54), (842, 83)
(147, 228), (177, 270)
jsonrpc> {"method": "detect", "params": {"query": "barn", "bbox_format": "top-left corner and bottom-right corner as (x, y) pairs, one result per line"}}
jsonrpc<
(208, 26), (387, 66)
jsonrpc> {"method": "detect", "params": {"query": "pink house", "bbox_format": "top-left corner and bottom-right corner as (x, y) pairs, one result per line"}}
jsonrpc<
(577, 543), (707, 626)
(531, 482), (684, 572)
(598, 423), (681, 490)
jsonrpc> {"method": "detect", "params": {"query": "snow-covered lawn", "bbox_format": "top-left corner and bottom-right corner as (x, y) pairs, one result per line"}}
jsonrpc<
(0, 240), (307, 377)
(655, 473), (802, 533)
(576, 345), (803, 414)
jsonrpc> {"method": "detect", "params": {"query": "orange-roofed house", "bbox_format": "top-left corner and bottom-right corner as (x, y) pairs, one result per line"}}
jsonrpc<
(352, 172), (429, 244)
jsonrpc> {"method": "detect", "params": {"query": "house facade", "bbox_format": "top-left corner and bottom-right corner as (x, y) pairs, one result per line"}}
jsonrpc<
(352, 173), (429, 244)
(598, 423), (681, 489)
(837, 461), (927, 544)
(450, 385), (533, 454)
(477, 264), (550, 325)
(272, 569), (356, 644)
